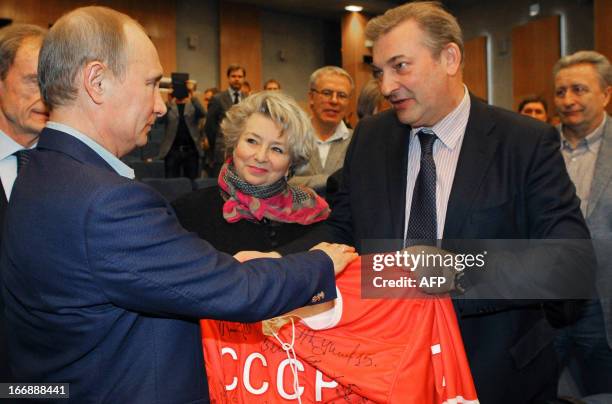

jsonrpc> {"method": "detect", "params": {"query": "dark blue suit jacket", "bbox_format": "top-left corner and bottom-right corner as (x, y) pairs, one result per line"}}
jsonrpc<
(282, 96), (593, 403)
(0, 128), (336, 403)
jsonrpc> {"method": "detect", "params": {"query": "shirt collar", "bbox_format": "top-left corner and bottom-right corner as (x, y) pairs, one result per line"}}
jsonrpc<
(410, 85), (470, 150)
(0, 129), (36, 160)
(561, 114), (607, 151)
(315, 120), (350, 144)
(46, 121), (135, 179)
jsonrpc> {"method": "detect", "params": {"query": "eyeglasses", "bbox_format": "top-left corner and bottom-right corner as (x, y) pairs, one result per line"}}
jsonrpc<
(310, 88), (350, 101)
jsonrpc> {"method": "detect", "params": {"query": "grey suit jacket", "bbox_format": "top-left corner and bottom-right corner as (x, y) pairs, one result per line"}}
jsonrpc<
(204, 90), (247, 164)
(580, 115), (612, 348)
(158, 98), (206, 158)
(290, 128), (353, 191)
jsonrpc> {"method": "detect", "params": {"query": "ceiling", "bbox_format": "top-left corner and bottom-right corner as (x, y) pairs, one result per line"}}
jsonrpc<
(228, 0), (472, 20)
(229, 0), (407, 19)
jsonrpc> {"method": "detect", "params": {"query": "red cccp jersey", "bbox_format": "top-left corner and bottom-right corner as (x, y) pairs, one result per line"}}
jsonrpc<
(201, 257), (479, 403)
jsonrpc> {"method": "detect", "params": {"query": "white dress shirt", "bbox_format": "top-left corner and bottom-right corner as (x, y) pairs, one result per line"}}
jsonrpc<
(0, 130), (32, 200)
(228, 88), (242, 104)
(404, 86), (471, 240)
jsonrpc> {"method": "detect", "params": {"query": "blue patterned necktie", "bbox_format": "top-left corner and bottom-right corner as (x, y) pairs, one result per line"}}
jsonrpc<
(14, 149), (31, 174)
(406, 129), (438, 246)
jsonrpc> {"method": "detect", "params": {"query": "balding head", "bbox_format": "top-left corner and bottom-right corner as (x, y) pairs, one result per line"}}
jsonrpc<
(38, 6), (145, 110)
(37, 6), (166, 157)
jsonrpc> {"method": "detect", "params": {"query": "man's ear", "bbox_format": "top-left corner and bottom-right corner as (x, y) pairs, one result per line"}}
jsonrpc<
(82, 61), (107, 105)
(442, 43), (462, 76)
(308, 91), (315, 111)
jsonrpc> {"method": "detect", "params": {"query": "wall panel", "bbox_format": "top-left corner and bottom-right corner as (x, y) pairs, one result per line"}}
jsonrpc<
(0, 0), (176, 74)
(219, 2), (262, 91)
(511, 15), (560, 113)
(341, 11), (371, 127)
(594, 0), (612, 115)
(463, 36), (488, 102)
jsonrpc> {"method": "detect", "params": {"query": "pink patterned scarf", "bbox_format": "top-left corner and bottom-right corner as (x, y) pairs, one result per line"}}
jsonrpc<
(218, 159), (330, 225)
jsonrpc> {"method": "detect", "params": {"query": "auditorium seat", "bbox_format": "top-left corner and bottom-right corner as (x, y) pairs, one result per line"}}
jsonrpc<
(130, 160), (165, 179)
(141, 177), (193, 202)
(193, 177), (217, 190)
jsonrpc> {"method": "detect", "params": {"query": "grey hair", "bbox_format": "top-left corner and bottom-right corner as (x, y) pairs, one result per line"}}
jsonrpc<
(357, 79), (385, 119)
(309, 66), (354, 92)
(0, 24), (46, 80)
(553, 50), (612, 90)
(38, 6), (143, 110)
(365, 1), (464, 65)
(222, 91), (314, 172)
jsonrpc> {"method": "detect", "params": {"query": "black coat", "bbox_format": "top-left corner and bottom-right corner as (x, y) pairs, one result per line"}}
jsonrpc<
(172, 186), (324, 255)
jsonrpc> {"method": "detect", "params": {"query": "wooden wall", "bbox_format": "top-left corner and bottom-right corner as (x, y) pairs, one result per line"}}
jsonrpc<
(463, 36), (488, 102)
(341, 11), (371, 127)
(594, 0), (612, 114)
(511, 15), (560, 112)
(0, 0), (177, 74)
(219, 2), (262, 91)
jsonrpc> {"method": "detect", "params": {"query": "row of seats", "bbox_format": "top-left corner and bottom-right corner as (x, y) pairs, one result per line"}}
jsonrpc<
(124, 123), (214, 202)
(123, 122), (165, 161)
(141, 177), (217, 202)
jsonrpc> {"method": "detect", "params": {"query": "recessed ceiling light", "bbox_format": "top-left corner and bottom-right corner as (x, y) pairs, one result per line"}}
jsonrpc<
(345, 5), (363, 12)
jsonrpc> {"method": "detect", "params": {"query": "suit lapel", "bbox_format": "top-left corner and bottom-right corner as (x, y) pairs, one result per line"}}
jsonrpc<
(167, 103), (179, 135)
(385, 114), (411, 239)
(444, 96), (498, 238)
(221, 92), (232, 110)
(587, 116), (612, 217)
(0, 178), (7, 242)
(323, 140), (343, 171)
(184, 101), (195, 119)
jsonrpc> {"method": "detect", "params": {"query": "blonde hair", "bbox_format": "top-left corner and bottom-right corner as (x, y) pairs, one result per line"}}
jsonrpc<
(222, 91), (314, 172)
(38, 6), (144, 109)
(365, 1), (463, 64)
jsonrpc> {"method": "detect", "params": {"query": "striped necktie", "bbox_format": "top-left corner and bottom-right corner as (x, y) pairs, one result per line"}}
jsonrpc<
(14, 149), (32, 174)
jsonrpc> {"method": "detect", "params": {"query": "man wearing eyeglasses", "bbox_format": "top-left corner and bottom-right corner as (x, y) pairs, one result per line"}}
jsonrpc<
(289, 66), (354, 193)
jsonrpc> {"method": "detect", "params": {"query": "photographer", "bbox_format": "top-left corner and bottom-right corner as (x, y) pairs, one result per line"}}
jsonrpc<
(158, 76), (205, 179)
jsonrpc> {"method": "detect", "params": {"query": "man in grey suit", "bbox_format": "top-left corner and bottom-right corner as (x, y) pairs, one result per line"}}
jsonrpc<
(204, 64), (247, 177)
(554, 50), (612, 395)
(289, 66), (353, 194)
(158, 84), (205, 179)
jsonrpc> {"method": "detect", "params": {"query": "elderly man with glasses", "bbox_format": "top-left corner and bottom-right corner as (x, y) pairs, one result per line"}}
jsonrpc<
(289, 66), (354, 193)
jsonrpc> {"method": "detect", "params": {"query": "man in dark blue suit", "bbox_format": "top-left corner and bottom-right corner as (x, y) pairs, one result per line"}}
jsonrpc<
(282, 2), (593, 403)
(0, 6), (356, 403)
(0, 22), (47, 384)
